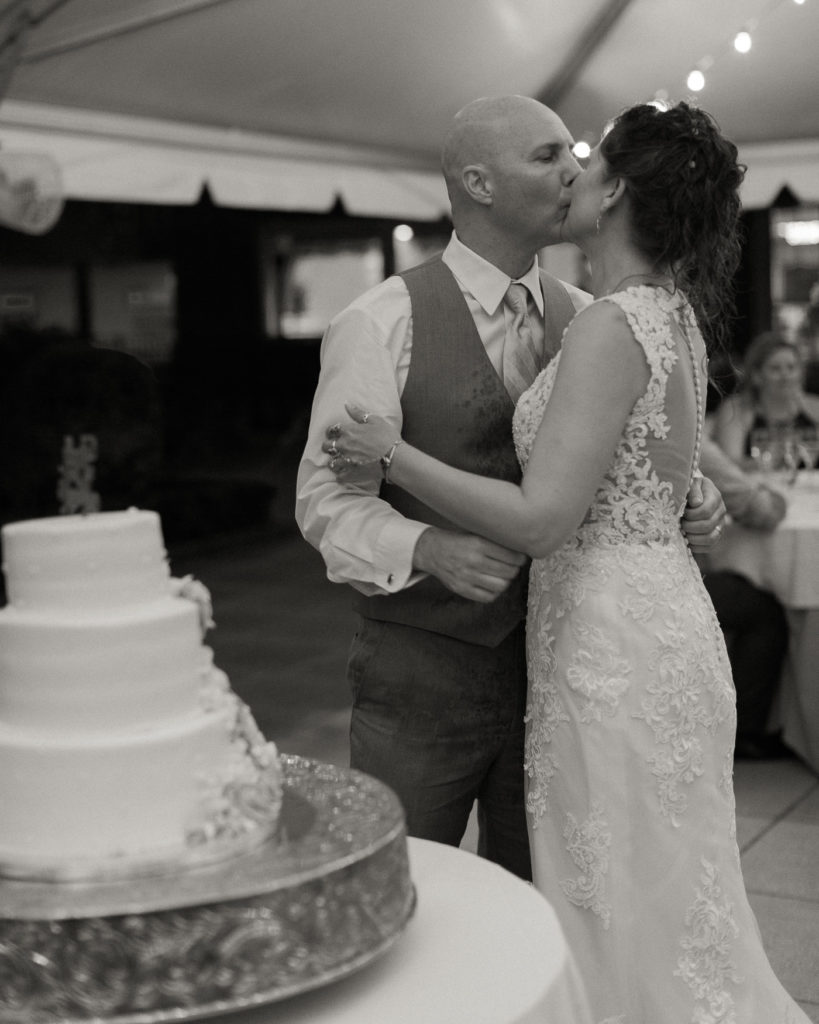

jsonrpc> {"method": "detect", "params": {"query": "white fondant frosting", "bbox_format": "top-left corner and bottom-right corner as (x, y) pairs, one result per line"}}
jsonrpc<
(0, 600), (206, 731)
(0, 509), (282, 880)
(1, 508), (170, 611)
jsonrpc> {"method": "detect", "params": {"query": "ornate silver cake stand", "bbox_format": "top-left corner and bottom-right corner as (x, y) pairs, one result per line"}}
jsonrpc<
(0, 755), (415, 1023)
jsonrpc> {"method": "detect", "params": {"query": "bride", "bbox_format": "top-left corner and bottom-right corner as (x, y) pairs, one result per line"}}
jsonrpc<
(326, 101), (809, 1024)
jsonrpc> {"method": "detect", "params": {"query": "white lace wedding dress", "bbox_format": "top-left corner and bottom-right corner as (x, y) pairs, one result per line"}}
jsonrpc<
(513, 285), (809, 1024)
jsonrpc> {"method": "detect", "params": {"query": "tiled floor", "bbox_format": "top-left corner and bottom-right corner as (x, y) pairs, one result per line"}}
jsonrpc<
(171, 525), (819, 1022)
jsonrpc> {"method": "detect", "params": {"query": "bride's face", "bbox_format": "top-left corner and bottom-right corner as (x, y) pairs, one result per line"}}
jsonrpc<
(561, 144), (608, 245)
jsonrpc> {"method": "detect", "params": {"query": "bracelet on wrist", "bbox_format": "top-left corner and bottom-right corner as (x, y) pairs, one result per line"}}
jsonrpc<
(380, 440), (404, 483)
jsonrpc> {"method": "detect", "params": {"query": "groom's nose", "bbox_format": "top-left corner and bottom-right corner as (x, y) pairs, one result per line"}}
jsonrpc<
(560, 154), (582, 186)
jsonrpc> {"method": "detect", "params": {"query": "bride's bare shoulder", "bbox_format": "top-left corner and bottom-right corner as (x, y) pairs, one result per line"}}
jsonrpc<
(564, 298), (638, 355)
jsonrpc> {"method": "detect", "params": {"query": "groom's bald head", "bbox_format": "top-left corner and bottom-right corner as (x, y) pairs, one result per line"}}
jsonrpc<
(442, 96), (566, 196)
(440, 95), (579, 255)
(443, 97), (535, 184)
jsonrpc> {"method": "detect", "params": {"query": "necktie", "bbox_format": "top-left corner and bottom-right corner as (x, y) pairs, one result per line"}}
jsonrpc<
(502, 282), (543, 404)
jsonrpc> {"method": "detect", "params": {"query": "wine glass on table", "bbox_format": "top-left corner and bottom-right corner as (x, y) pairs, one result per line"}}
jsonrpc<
(749, 428), (776, 475)
(796, 430), (819, 470)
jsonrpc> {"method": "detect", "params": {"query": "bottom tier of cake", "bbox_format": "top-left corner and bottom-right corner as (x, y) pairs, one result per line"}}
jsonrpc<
(0, 680), (282, 882)
(0, 756), (414, 1023)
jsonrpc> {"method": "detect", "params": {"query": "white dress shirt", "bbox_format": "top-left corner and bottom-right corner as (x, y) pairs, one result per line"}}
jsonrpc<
(295, 232), (590, 596)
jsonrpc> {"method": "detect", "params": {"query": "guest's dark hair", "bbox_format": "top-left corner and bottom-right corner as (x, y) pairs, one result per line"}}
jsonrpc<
(600, 101), (746, 351)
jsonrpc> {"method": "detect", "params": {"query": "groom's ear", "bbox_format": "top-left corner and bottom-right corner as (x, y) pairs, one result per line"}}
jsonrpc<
(600, 176), (626, 213)
(463, 164), (493, 206)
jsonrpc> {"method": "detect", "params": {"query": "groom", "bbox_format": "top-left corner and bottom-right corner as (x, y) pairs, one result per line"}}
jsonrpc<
(296, 95), (725, 881)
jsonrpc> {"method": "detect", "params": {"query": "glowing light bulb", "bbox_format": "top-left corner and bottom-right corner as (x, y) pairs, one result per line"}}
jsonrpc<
(793, 0), (805, 6)
(393, 224), (414, 243)
(734, 30), (752, 53)
(572, 141), (591, 160)
(687, 69), (706, 91)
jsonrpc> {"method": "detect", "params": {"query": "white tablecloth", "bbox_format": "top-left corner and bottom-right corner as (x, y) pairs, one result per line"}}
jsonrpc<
(215, 837), (594, 1024)
(707, 471), (819, 771)
(707, 472), (819, 607)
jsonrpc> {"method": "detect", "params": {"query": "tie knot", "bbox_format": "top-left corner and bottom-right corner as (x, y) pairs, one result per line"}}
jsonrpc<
(505, 283), (530, 317)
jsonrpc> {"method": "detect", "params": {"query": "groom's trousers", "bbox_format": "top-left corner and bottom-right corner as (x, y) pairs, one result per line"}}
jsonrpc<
(347, 616), (532, 882)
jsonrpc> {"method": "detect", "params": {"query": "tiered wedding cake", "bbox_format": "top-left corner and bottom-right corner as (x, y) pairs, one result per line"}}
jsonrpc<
(0, 508), (282, 881)
(0, 508), (414, 1022)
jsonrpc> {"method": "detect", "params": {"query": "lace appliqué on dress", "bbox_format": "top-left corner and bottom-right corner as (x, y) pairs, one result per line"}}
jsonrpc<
(675, 858), (742, 1024)
(516, 288), (698, 825)
(560, 803), (612, 928)
(524, 563), (569, 824)
(636, 614), (734, 827)
(567, 620), (631, 723)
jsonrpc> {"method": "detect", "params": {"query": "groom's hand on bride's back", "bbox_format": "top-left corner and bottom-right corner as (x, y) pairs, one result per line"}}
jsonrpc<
(682, 474), (728, 552)
(413, 527), (526, 603)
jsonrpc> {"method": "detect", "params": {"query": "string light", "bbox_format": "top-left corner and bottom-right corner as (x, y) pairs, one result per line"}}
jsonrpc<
(686, 54), (713, 92)
(687, 69), (706, 91)
(733, 30), (752, 52)
(683, 0), (807, 93)
(572, 141), (591, 160)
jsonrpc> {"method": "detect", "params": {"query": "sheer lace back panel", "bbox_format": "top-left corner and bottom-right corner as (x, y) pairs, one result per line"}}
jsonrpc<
(514, 284), (705, 547)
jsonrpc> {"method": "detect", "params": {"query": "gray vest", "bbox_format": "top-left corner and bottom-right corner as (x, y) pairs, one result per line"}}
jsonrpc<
(352, 256), (576, 646)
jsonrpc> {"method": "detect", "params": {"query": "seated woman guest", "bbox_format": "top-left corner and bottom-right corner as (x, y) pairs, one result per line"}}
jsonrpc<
(712, 331), (819, 468)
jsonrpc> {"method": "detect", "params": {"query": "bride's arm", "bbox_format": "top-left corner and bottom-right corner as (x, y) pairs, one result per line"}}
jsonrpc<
(334, 303), (648, 558)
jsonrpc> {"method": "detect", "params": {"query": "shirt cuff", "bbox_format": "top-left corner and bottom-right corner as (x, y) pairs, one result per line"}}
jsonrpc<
(372, 519), (430, 592)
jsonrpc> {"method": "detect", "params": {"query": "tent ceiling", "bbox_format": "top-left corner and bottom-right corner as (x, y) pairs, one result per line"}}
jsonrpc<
(1, 0), (818, 216)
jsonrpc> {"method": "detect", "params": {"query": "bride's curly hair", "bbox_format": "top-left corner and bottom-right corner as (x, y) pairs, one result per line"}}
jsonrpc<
(599, 101), (746, 351)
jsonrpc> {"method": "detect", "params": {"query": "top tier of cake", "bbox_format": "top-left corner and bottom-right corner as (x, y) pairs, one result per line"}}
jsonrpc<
(2, 508), (170, 612)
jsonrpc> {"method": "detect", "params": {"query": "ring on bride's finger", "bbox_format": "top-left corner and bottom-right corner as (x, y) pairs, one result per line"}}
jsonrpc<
(362, 411), (371, 423)
(327, 441), (339, 456)
(327, 423), (342, 439)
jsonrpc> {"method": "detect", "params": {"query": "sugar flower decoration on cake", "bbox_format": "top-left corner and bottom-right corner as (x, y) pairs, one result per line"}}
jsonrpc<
(188, 694), (283, 845)
(198, 663), (230, 712)
(171, 574), (215, 634)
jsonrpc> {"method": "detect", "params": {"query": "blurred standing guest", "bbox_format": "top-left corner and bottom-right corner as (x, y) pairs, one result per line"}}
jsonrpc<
(712, 332), (819, 468)
(698, 437), (791, 760)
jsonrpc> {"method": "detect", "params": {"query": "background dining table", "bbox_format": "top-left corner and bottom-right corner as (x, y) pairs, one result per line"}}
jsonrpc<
(706, 471), (819, 773)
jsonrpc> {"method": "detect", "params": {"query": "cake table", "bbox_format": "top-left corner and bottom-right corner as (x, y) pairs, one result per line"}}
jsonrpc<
(0, 756), (415, 1022)
(197, 838), (596, 1024)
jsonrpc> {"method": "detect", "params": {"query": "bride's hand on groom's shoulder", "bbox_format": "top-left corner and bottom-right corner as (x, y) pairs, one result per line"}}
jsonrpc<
(322, 403), (400, 475)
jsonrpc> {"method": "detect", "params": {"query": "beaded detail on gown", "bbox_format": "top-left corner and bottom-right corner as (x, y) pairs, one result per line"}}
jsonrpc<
(512, 285), (809, 1024)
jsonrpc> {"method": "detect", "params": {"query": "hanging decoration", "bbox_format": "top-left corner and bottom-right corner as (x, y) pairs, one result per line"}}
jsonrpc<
(0, 0), (67, 233)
